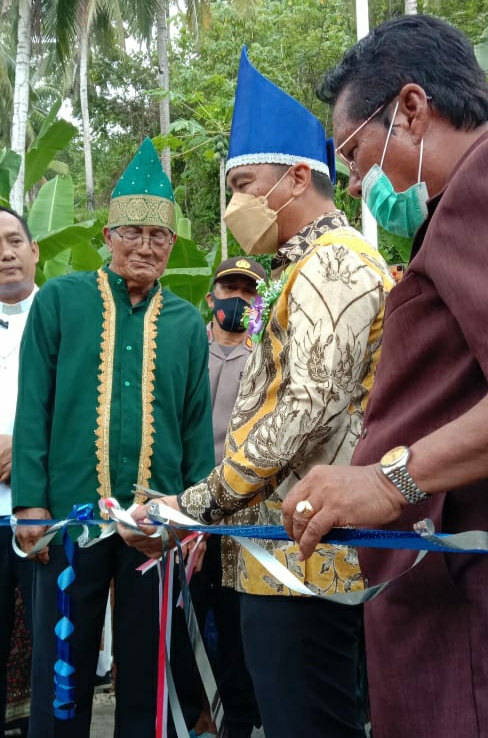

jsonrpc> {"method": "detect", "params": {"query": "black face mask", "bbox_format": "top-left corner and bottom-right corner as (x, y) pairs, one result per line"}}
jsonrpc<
(211, 294), (249, 333)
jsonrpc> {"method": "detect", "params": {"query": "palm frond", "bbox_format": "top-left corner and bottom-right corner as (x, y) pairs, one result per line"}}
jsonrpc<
(122, 0), (160, 44)
(42, 0), (78, 65)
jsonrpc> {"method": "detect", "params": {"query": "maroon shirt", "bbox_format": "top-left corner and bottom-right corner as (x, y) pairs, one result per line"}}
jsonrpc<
(353, 132), (488, 738)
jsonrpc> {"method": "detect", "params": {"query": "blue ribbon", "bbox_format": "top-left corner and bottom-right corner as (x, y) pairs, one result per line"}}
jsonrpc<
(53, 504), (94, 720)
(142, 519), (488, 554)
(5, 514), (488, 554)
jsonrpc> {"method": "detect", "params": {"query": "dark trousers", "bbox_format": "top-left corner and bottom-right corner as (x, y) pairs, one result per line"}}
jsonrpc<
(213, 588), (261, 737)
(167, 572), (207, 738)
(28, 534), (206, 738)
(240, 593), (366, 738)
(0, 523), (33, 736)
(190, 536), (260, 738)
(28, 535), (162, 738)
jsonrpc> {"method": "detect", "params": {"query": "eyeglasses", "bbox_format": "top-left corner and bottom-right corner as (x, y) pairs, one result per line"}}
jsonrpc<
(112, 228), (173, 248)
(335, 94), (433, 173)
(335, 102), (386, 173)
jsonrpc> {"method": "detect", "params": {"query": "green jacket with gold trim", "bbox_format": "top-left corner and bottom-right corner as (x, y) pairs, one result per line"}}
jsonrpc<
(11, 266), (214, 522)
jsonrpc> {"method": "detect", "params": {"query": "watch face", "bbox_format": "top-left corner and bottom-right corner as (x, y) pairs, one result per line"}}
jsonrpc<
(381, 445), (408, 466)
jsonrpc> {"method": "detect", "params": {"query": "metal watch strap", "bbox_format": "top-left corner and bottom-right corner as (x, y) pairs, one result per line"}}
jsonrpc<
(385, 467), (432, 505)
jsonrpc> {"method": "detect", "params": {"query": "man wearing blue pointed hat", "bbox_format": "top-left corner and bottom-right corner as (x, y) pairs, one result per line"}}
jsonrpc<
(11, 138), (214, 738)
(123, 52), (393, 737)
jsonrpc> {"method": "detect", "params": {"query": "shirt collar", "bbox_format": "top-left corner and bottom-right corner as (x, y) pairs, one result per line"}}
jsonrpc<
(0, 285), (38, 316)
(207, 321), (252, 352)
(271, 210), (349, 275)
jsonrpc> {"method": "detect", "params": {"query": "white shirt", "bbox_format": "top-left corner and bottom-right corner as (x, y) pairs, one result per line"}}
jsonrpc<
(0, 286), (38, 515)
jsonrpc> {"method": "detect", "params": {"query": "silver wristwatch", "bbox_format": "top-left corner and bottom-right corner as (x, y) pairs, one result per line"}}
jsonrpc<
(380, 445), (431, 504)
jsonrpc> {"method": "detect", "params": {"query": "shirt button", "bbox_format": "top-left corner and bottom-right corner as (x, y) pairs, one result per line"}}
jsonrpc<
(122, 457), (128, 464)
(117, 278), (122, 285)
(361, 428), (368, 439)
(128, 308), (133, 314)
(126, 345), (132, 351)
(124, 380), (130, 387)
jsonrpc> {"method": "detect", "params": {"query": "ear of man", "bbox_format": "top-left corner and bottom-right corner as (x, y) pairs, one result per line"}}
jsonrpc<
(103, 226), (114, 253)
(289, 163), (312, 197)
(205, 292), (214, 310)
(398, 83), (433, 145)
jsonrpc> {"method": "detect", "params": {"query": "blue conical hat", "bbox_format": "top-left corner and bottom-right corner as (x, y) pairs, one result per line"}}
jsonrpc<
(108, 138), (176, 231)
(226, 48), (335, 182)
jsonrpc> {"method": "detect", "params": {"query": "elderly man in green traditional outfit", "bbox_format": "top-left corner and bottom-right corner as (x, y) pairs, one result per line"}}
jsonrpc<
(11, 138), (214, 738)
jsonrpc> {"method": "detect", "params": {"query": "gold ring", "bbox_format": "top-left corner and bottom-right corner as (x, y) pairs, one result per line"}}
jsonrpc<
(295, 500), (315, 519)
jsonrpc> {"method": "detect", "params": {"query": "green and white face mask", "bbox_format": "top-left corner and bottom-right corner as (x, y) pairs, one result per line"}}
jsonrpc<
(362, 101), (429, 239)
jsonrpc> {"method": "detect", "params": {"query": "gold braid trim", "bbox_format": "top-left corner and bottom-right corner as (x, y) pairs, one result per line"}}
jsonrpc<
(133, 288), (163, 505)
(95, 269), (116, 508)
(108, 195), (175, 232)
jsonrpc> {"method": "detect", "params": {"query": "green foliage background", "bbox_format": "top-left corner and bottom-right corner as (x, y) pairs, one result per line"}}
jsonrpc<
(2, 0), (488, 283)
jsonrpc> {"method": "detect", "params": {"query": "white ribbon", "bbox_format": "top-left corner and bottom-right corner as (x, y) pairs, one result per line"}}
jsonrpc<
(145, 502), (411, 605)
(10, 514), (117, 558)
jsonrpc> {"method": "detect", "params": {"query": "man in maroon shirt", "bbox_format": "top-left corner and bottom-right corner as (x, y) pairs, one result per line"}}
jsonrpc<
(283, 14), (488, 738)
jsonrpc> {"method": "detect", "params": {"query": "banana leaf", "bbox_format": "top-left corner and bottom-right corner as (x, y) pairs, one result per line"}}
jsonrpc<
(28, 175), (74, 239)
(24, 119), (78, 193)
(44, 249), (71, 280)
(71, 241), (104, 272)
(0, 148), (21, 201)
(162, 235), (213, 305)
(37, 221), (103, 265)
(36, 98), (62, 139)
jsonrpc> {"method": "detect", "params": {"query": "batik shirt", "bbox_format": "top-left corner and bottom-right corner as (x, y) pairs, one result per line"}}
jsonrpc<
(179, 212), (393, 595)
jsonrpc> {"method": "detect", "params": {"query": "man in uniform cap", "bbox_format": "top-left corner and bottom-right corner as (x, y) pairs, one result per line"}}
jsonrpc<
(123, 52), (393, 738)
(211, 255), (265, 283)
(206, 256), (266, 461)
(12, 138), (214, 738)
(189, 256), (265, 738)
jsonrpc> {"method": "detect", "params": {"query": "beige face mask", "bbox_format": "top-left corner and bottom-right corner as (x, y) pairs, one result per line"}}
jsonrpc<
(223, 168), (294, 255)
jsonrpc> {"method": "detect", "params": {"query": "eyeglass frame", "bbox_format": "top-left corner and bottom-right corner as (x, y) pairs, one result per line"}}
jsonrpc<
(335, 93), (433, 173)
(111, 226), (174, 248)
(335, 103), (386, 173)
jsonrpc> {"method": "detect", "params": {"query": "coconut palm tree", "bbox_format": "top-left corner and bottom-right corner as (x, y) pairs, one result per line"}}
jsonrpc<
(66, 0), (161, 210)
(3, 0), (78, 210)
(0, 13), (16, 148)
(69, 0), (124, 210)
(154, 0), (214, 179)
(9, 0), (33, 212)
(156, 0), (171, 177)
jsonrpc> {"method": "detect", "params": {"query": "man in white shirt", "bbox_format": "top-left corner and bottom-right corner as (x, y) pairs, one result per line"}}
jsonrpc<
(0, 206), (39, 735)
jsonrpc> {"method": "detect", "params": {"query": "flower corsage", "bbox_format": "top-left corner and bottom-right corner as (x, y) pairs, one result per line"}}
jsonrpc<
(242, 267), (291, 343)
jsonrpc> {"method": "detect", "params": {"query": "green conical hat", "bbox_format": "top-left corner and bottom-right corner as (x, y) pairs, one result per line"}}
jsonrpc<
(108, 137), (175, 232)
